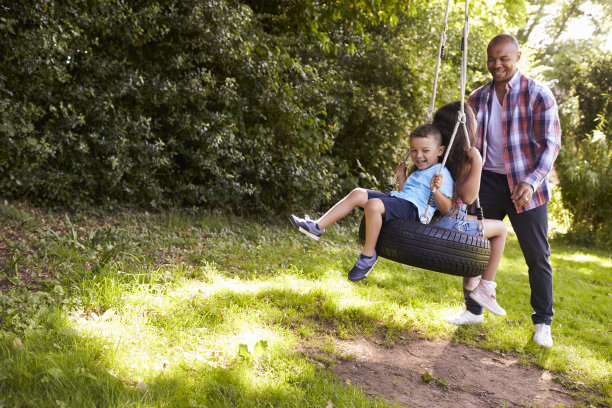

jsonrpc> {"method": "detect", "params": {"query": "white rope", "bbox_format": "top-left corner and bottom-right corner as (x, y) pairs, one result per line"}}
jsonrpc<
(420, 111), (464, 223)
(420, 0), (481, 229)
(425, 0), (452, 124)
(385, 0), (485, 235)
(387, 0), (453, 193)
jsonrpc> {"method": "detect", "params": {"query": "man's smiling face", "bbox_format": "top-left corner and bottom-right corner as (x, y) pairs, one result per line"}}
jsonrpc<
(487, 40), (521, 85)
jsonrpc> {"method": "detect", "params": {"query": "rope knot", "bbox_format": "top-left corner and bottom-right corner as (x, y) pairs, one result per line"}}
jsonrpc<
(457, 110), (466, 124)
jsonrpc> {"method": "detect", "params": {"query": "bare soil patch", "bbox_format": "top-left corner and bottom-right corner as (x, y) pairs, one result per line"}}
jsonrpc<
(305, 336), (582, 408)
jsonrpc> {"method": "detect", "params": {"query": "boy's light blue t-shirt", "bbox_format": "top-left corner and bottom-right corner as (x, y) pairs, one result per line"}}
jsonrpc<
(390, 163), (454, 217)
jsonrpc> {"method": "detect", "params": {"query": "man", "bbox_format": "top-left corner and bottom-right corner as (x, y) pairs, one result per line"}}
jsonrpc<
(445, 34), (561, 347)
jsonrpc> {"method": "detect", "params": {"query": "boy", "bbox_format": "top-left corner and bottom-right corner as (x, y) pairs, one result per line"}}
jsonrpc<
(290, 124), (454, 281)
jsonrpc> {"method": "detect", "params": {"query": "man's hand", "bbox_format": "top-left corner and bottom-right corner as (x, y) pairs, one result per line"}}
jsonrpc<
(511, 182), (534, 207)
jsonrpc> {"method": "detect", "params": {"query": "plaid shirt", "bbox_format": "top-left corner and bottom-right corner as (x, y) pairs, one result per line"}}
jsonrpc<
(468, 71), (561, 213)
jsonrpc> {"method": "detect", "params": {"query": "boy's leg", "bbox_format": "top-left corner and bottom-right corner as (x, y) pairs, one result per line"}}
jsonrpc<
(289, 214), (325, 240)
(316, 188), (370, 230)
(347, 198), (385, 281)
(290, 188), (371, 240)
(362, 198), (385, 256)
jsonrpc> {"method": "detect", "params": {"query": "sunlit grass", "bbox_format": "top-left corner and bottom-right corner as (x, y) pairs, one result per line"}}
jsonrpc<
(0, 201), (610, 406)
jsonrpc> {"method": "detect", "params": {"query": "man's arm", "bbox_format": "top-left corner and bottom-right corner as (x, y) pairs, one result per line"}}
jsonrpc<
(522, 85), (562, 190)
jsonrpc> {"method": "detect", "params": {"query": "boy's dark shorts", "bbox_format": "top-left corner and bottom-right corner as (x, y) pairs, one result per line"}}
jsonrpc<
(366, 190), (419, 223)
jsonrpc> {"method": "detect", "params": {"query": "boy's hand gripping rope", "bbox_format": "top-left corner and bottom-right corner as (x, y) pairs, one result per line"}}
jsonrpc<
(420, 110), (466, 224)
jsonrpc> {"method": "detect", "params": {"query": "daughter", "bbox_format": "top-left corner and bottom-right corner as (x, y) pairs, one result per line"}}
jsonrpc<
(432, 102), (508, 319)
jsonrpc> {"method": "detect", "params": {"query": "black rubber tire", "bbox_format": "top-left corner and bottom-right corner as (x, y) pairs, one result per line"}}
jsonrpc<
(358, 217), (490, 277)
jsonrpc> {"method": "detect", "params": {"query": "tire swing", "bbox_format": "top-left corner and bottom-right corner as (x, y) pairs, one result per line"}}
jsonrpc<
(359, 0), (490, 278)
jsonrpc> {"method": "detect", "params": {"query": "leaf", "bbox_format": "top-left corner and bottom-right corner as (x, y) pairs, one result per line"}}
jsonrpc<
(326, 401), (334, 408)
(101, 309), (115, 321)
(436, 377), (449, 388)
(13, 337), (24, 349)
(238, 343), (250, 358)
(0, 123), (15, 136)
(135, 381), (149, 392)
(253, 339), (268, 357)
(47, 367), (63, 379)
(420, 371), (434, 383)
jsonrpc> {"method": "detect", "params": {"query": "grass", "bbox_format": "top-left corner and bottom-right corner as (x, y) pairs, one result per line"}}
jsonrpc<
(0, 200), (610, 407)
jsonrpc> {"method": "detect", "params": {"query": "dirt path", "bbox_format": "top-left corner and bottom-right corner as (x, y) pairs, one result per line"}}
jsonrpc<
(305, 336), (580, 407)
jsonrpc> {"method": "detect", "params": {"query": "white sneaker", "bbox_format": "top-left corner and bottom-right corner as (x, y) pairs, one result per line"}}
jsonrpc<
(464, 275), (481, 291)
(533, 323), (553, 347)
(469, 283), (506, 316)
(445, 309), (484, 325)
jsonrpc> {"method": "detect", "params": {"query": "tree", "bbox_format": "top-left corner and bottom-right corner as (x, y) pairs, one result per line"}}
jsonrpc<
(516, 0), (612, 245)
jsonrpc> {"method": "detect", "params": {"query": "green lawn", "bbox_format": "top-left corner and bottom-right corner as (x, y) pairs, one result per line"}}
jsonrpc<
(0, 201), (610, 407)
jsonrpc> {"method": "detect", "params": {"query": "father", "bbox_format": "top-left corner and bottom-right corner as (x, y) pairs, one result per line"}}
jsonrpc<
(445, 34), (561, 347)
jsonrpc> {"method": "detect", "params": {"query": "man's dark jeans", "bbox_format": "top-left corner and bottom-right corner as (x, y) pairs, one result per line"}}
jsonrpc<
(464, 171), (554, 325)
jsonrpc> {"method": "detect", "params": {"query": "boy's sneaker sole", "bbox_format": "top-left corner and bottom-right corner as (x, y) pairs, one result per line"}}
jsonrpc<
(289, 215), (321, 241)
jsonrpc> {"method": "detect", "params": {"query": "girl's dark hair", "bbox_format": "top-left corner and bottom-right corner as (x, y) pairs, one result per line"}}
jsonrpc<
(432, 101), (477, 202)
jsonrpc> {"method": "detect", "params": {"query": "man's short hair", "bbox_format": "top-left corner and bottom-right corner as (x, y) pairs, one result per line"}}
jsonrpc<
(488, 33), (519, 51)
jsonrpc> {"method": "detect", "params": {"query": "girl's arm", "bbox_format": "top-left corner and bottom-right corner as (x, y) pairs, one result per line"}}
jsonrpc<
(431, 174), (453, 215)
(459, 147), (483, 205)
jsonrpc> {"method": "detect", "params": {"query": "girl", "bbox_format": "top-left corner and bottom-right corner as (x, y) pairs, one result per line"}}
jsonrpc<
(432, 101), (508, 319)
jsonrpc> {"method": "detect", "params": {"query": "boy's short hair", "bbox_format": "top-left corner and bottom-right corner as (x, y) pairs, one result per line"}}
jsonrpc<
(410, 124), (443, 145)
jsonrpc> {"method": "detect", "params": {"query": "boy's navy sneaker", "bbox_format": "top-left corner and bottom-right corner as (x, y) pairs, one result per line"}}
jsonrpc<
(289, 214), (325, 240)
(348, 251), (378, 281)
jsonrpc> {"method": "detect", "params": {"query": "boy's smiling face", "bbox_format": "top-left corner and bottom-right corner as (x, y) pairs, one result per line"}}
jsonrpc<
(409, 134), (445, 170)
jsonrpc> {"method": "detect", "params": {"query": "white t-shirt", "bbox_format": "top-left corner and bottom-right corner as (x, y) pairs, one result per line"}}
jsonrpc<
(483, 87), (507, 174)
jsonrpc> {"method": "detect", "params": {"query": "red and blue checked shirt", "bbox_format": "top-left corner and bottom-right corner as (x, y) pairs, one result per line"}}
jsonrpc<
(468, 71), (561, 213)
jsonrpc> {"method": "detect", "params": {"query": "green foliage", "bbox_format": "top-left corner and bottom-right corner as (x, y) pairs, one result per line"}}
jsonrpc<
(544, 51), (612, 247)
(0, 0), (328, 212)
(1, 0), (515, 215)
(0, 0), (425, 213)
(556, 130), (611, 246)
(515, 1), (611, 244)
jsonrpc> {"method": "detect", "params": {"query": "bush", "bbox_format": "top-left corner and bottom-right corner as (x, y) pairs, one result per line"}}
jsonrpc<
(0, 0), (496, 215)
(552, 54), (612, 247)
(555, 131), (611, 247)
(0, 0), (341, 212)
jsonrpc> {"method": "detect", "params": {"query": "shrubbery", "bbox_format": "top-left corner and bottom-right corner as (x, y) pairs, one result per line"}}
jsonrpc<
(553, 54), (611, 247)
(0, 0), (440, 214)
